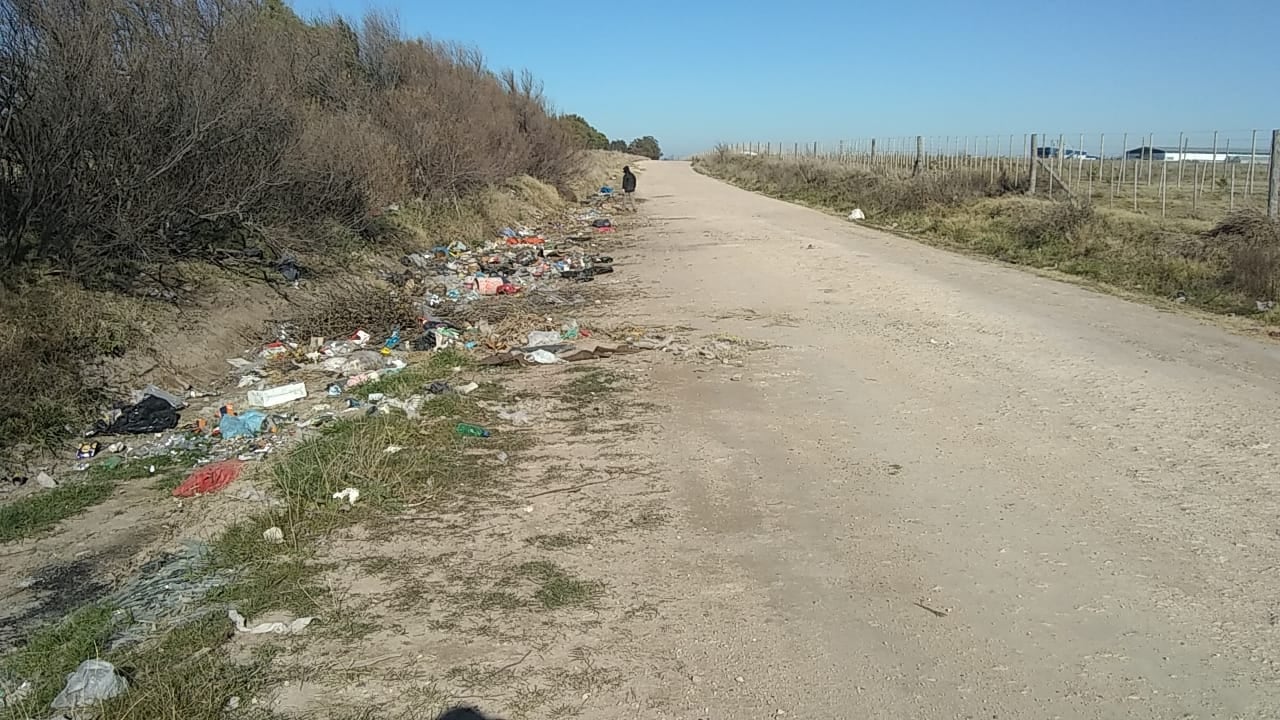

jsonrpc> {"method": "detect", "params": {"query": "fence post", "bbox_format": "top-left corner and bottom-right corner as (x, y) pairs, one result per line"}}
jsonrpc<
(1029, 134), (1038, 195)
(913, 136), (923, 176)
(1248, 130), (1258, 195)
(1268, 129), (1279, 220)
(870, 138), (877, 165)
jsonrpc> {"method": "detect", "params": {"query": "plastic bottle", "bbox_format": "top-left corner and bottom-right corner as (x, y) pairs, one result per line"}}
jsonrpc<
(455, 423), (491, 438)
(384, 328), (401, 350)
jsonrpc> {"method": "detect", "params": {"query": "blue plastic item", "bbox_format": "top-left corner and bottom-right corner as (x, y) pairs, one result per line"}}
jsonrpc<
(219, 410), (267, 439)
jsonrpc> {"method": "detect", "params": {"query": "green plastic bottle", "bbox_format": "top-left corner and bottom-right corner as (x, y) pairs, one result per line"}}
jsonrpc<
(455, 423), (491, 438)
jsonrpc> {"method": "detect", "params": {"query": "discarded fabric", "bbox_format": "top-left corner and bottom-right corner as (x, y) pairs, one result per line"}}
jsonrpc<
(333, 487), (360, 505)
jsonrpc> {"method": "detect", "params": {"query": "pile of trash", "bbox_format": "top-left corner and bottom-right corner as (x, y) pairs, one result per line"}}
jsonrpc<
(43, 209), (644, 483)
(388, 214), (618, 314)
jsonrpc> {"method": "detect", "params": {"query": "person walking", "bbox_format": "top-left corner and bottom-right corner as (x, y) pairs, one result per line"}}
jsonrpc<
(621, 166), (637, 211)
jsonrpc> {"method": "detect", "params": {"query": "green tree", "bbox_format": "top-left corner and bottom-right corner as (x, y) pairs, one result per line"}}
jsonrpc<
(607, 139), (628, 152)
(558, 114), (608, 150)
(627, 136), (662, 160)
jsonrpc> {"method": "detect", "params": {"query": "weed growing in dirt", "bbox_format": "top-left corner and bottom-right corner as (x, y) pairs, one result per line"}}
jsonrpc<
(0, 479), (115, 543)
(561, 370), (622, 399)
(525, 533), (591, 550)
(517, 561), (603, 610)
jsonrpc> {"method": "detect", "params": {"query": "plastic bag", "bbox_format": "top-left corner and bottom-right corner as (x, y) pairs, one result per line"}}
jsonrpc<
(51, 659), (127, 709)
(172, 460), (244, 498)
(527, 330), (562, 347)
(97, 395), (180, 436)
(218, 410), (268, 439)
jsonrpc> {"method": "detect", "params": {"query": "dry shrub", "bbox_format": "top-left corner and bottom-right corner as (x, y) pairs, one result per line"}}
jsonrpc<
(285, 282), (419, 340)
(1010, 201), (1096, 249)
(1204, 211), (1280, 300)
(0, 0), (576, 288)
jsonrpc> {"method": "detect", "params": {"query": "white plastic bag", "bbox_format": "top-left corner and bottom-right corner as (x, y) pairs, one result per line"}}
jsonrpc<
(51, 660), (127, 709)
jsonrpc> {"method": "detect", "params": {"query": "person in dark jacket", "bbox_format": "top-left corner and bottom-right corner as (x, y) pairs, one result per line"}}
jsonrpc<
(621, 166), (637, 210)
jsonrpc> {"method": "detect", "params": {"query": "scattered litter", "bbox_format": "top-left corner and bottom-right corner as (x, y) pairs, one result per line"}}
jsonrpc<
(218, 410), (268, 439)
(105, 540), (234, 649)
(0, 678), (31, 708)
(383, 445), (404, 454)
(225, 696), (241, 711)
(496, 451), (509, 464)
(848, 208), (866, 221)
(228, 608), (315, 636)
(498, 409), (533, 426)
(138, 384), (186, 409)
(36, 472), (57, 489)
(92, 395), (180, 436)
(105, 441), (126, 454)
(456, 382), (479, 395)
(172, 460), (244, 498)
(527, 330), (562, 347)
(77, 442), (100, 459)
(333, 487), (360, 506)
(381, 395), (423, 419)
(247, 382), (307, 408)
(262, 527), (284, 544)
(455, 423), (491, 438)
(51, 660), (128, 709)
(231, 485), (280, 506)
(526, 349), (560, 364)
(1257, 300), (1276, 312)
(277, 255), (302, 282)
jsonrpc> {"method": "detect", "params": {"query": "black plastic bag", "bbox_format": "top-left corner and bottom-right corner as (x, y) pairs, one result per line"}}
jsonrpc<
(98, 395), (180, 435)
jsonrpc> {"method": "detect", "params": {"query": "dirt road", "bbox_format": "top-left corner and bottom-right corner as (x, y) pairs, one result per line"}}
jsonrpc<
(611, 161), (1280, 718)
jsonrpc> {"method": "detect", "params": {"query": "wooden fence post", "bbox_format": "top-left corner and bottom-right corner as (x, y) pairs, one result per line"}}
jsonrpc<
(913, 136), (923, 176)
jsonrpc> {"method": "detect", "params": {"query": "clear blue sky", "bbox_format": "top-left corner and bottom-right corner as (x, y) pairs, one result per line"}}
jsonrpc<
(286, 0), (1279, 158)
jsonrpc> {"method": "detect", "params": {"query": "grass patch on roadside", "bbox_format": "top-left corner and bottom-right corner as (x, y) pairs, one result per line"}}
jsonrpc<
(0, 479), (115, 543)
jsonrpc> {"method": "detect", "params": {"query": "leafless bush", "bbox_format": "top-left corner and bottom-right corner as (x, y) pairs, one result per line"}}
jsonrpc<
(285, 281), (419, 340)
(0, 0), (575, 287)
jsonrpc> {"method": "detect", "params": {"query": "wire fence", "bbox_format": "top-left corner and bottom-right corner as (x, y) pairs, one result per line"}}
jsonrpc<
(723, 130), (1280, 221)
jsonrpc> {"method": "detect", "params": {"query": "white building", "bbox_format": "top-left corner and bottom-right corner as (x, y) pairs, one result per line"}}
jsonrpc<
(1124, 146), (1264, 163)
